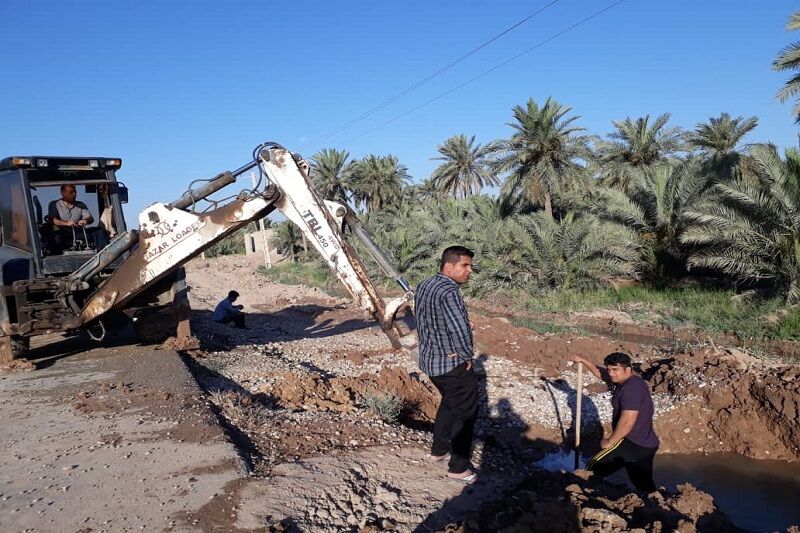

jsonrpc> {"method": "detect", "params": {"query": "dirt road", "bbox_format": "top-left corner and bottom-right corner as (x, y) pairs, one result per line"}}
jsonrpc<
(0, 339), (243, 531)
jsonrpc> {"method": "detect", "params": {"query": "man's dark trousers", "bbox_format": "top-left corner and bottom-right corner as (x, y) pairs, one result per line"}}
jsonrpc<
(588, 438), (657, 492)
(430, 362), (478, 473)
(216, 314), (246, 328)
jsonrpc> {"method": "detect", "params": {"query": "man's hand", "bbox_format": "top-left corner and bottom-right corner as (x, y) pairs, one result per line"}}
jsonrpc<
(469, 320), (475, 330)
(567, 354), (602, 380)
(600, 438), (612, 449)
(449, 352), (473, 371)
(77, 219), (87, 226)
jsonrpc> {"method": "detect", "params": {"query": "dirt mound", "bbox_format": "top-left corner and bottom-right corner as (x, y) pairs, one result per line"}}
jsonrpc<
(473, 315), (647, 377)
(642, 347), (800, 460)
(471, 298), (800, 361)
(445, 469), (742, 533)
(0, 359), (35, 374)
(474, 312), (800, 460)
(254, 366), (439, 421)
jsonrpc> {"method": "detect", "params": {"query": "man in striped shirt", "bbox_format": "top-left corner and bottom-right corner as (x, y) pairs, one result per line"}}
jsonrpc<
(416, 246), (478, 483)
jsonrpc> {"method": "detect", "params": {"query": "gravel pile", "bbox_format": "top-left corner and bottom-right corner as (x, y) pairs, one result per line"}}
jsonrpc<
(196, 313), (685, 459)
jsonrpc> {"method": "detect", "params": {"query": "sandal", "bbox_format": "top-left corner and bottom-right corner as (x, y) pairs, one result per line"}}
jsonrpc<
(447, 470), (478, 484)
(428, 453), (450, 463)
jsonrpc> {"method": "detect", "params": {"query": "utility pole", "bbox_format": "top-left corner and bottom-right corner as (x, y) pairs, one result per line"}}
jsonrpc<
(251, 172), (272, 269)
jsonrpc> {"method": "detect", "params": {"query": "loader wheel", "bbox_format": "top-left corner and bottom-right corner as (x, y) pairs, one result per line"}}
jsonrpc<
(0, 335), (30, 363)
(11, 336), (29, 358)
(132, 307), (178, 344)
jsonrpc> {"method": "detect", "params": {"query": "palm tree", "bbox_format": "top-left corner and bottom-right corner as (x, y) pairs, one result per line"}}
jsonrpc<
(773, 11), (800, 123)
(364, 195), (505, 283)
(429, 134), (498, 198)
(594, 159), (711, 280)
(273, 220), (305, 262)
(596, 113), (685, 191)
(310, 148), (353, 204)
(688, 113), (758, 158)
(477, 212), (640, 292)
(424, 195), (503, 253)
(348, 155), (411, 212)
(365, 202), (440, 281)
(402, 177), (443, 204)
(688, 113), (758, 183)
(492, 97), (594, 218)
(680, 144), (800, 303)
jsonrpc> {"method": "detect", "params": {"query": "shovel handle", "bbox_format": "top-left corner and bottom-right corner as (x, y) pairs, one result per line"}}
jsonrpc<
(575, 362), (583, 449)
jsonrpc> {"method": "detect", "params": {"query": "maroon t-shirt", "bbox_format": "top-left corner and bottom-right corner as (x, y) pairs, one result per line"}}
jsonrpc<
(601, 369), (660, 448)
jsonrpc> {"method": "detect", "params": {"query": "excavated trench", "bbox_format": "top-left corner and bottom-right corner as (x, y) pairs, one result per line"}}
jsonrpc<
(179, 256), (800, 531)
(186, 331), (800, 531)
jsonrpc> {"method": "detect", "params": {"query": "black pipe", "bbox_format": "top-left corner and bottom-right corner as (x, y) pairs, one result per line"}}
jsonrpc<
(170, 171), (237, 210)
(344, 212), (411, 292)
(69, 230), (139, 283)
(169, 156), (267, 210)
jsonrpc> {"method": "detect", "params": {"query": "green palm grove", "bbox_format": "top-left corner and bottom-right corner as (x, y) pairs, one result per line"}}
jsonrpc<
(270, 10), (800, 309)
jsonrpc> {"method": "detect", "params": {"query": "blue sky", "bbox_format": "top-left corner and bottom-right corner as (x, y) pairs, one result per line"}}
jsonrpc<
(2, 0), (799, 219)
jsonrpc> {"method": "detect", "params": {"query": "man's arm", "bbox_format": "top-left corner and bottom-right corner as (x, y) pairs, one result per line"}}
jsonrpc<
(77, 202), (93, 226)
(441, 290), (473, 364)
(568, 354), (602, 380)
(223, 299), (242, 315)
(52, 216), (75, 227)
(602, 410), (639, 448)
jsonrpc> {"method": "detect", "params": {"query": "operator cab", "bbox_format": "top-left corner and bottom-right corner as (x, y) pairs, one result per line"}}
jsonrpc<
(0, 156), (129, 278)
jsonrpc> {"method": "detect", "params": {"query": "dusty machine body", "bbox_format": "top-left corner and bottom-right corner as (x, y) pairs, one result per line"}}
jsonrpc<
(0, 144), (415, 362)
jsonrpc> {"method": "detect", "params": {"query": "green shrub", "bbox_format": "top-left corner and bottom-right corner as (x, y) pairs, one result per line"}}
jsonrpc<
(773, 309), (800, 340)
(258, 260), (347, 297)
(363, 392), (405, 423)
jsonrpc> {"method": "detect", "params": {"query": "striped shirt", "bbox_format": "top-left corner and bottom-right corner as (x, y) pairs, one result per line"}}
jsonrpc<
(415, 273), (473, 377)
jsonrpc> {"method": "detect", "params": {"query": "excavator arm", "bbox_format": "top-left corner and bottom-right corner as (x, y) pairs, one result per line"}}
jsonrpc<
(78, 143), (415, 349)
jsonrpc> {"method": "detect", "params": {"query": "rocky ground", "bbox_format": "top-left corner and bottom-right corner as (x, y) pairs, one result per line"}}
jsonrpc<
(179, 254), (800, 532)
(1, 253), (797, 532)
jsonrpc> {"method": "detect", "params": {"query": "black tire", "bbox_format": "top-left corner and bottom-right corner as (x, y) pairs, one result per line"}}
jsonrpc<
(10, 336), (29, 358)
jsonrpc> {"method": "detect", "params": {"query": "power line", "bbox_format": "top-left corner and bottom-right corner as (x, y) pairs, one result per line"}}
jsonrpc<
(300, 0), (563, 151)
(344, 0), (626, 145)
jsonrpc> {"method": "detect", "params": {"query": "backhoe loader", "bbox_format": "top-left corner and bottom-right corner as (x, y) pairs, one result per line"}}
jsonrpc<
(0, 143), (414, 362)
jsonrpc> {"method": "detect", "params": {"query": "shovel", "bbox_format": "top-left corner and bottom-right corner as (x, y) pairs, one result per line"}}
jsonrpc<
(574, 361), (583, 470)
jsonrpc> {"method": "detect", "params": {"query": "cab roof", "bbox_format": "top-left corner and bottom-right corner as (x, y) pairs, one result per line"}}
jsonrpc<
(0, 156), (122, 172)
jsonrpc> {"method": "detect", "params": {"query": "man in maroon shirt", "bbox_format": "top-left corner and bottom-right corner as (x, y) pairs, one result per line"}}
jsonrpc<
(568, 352), (659, 492)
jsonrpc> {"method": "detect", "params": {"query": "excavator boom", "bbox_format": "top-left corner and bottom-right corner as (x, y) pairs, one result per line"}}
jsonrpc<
(79, 143), (415, 349)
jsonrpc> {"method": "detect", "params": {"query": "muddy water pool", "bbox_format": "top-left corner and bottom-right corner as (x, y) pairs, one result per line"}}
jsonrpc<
(535, 451), (800, 532)
(653, 453), (800, 532)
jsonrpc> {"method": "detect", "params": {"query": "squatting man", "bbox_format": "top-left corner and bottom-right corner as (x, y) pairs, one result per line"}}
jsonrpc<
(568, 352), (660, 492)
(214, 290), (248, 329)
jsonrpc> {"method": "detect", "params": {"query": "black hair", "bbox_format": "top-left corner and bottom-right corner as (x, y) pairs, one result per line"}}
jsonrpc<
(228, 290), (240, 300)
(439, 246), (474, 270)
(60, 184), (76, 192)
(603, 352), (632, 368)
